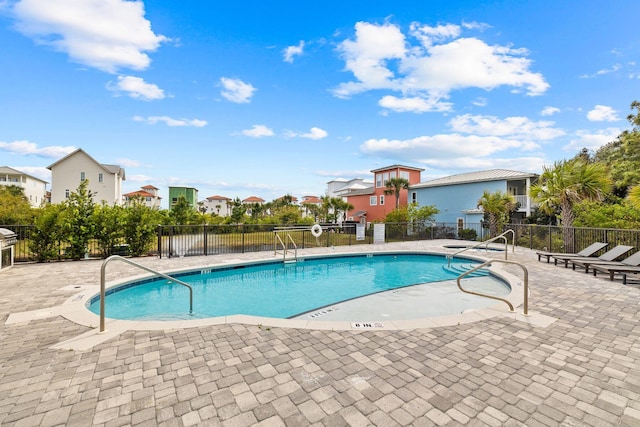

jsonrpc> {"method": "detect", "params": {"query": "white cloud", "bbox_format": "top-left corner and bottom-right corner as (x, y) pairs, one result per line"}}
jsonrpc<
(0, 140), (76, 158)
(241, 125), (274, 138)
(334, 21), (549, 112)
(541, 106), (560, 116)
(132, 115), (207, 127)
(108, 76), (165, 101)
(283, 40), (304, 63)
(116, 158), (141, 167)
(220, 77), (256, 103)
(563, 128), (621, 152)
(300, 127), (328, 140)
(11, 0), (167, 73)
(580, 64), (622, 79)
(448, 114), (565, 141)
(11, 166), (51, 182)
(360, 134), (526, 162)
(378, 95), (452, 113)
(587, 105), (620, 122)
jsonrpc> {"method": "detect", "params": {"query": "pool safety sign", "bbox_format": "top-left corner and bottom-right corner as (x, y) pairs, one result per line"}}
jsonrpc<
(356, 223), (365, 241)
(351, 322), (385, 329)
(373, 223), (385, 244)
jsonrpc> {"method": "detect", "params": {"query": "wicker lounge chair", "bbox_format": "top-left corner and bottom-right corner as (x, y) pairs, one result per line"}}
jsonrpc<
(552, 245), (633, 268)
(535, 242), (608, 263)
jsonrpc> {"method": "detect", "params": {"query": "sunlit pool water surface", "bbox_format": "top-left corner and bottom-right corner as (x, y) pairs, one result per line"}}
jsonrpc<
(88, 253), (510, 321)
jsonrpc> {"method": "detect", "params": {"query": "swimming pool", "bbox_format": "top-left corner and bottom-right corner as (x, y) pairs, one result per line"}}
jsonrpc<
(88, 252), (511, 321)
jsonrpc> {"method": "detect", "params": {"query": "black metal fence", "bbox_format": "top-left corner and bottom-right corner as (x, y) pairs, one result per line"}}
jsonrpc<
(6, 221), (640, 263)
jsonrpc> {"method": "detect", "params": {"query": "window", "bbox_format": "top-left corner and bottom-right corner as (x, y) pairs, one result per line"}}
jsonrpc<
(376, 173), (383, 188)
(380, 195), (385, 205)
(382, 172), (389, 186)
(98, 173), (103, 183)
(457, 218), (464, 231)
(370, 196), (377, 206)
(80, 172), (86, 181)
(390, 171), (396, 180)
(65, 189), (70, 199)
(400, 171), (410, 180)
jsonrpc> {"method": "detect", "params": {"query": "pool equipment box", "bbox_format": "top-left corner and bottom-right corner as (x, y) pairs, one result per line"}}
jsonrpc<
(0, 228), (17, 271)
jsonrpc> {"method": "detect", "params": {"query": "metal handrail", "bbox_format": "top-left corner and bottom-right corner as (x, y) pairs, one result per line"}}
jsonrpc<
(447, 229), (515, 266)
(274, 232), (297, 261)
(456, 259), (529, 315)
(99, 255), (193, 332)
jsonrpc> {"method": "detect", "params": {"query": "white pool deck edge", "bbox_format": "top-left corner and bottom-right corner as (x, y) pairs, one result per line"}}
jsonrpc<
(5, 244), (557, 351)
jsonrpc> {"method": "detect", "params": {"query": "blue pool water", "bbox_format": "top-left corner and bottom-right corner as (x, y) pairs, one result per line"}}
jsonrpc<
(88, 253), (509, 321)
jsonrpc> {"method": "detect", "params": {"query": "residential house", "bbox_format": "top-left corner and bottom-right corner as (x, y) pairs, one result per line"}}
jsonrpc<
(202, 195), (232, 216)
(168, 186), (198, 211)
(0, 166), (48, 207)
(242, 196), (265, 217)
(300, 195), (322, 219)
(123, 185), (162, 209)
(326, 178), (373, 199)
(47, 148), (125, 205)
(410, 169), (539, 229)
(344, 165), (424, 223)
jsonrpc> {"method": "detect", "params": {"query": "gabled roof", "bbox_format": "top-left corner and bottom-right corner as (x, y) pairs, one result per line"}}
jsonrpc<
(0, 166), (48, 183)
(124, 190), (160, 199)
(411, 169), (538, 189)
(207, 195), (231, 201)
(141, 185), (158, 189)
(243, 196), (265, 203)
(371, 164), (425, 173)
(46, 148), (126, 180)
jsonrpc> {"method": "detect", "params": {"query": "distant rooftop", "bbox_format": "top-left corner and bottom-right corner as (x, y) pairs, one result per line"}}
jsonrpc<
(412, 169), (538, 189)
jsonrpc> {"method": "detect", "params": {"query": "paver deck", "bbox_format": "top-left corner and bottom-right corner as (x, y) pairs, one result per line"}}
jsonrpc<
(1, 240), (639, 426)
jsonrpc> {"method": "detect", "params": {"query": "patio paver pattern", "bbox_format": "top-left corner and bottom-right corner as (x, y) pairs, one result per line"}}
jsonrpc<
(1, 241), (639, 426)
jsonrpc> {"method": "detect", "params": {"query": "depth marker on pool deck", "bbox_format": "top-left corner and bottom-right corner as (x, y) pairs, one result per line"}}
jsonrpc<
(351, 322), (385, 329)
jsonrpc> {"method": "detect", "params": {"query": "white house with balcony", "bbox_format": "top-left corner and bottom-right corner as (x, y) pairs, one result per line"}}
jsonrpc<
(0, 166), (48, 207)
(123, 185), (162, 209)
(410, 169), (539, 228)
(47, 148), (125, 205)
(201, 195), (232, 216)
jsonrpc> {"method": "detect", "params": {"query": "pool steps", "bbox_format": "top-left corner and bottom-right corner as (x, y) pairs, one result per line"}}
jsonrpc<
(443, 263), (490, 277)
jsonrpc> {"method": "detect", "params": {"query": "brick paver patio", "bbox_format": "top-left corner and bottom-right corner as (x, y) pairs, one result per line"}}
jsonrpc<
(1, 241), (639, 426)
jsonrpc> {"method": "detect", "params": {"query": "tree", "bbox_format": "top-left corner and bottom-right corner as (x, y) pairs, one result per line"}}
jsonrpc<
(477, 190), (517, 238)
(384, 177), (410, 210)
(123, 199), (160, 257)
(29, 204), (65, 262)
(228, 197), (246, 224)
(93, 203), (125, 257)
(60, 180), (96, 259)
(0, 185), (33, 225)
(594, 101), (640, 196)
(169, 195), (196, 225)
(530, 158), (611, 252)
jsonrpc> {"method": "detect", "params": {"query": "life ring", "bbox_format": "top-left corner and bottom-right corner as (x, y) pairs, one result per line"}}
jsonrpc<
(311, 224), (323, 237)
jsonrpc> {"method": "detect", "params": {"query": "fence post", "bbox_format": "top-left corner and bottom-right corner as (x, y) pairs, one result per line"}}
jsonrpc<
(203, 225), (208, 256)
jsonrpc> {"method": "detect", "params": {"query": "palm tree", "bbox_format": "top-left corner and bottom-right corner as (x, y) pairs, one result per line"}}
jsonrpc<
(530, 158), (611, 252)
(477, 190), (516, 238)
(384, 177), (410, 210)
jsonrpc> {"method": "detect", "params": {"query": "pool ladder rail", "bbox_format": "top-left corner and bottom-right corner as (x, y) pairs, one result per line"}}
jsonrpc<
(274, 231), (298, 263)
(99, 255), (193, 333)
(446, 229), (515, 267)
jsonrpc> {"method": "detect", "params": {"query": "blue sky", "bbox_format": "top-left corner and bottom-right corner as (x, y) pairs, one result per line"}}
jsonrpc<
(1, 0), (639, 207)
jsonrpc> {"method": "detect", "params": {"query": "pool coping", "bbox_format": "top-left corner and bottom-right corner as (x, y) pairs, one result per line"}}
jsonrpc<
(6, 248), (556, 351)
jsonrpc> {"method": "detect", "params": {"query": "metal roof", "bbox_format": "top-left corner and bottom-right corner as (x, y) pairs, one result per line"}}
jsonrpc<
(411, 169), (538, 189)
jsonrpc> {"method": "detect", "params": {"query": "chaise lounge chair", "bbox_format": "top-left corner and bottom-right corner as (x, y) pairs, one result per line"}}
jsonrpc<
(570, 248), (640, 273)
(591, 258), (640, 284)
(535, 242), (608, 263)
(552, 244), (634, 268)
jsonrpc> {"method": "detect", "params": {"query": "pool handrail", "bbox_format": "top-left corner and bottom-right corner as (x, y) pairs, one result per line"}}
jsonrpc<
(447, 229), (515, 266)
(99, 255), (193, 333)
(274, 232), (297, 262)
(456, 258), (529, 315)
